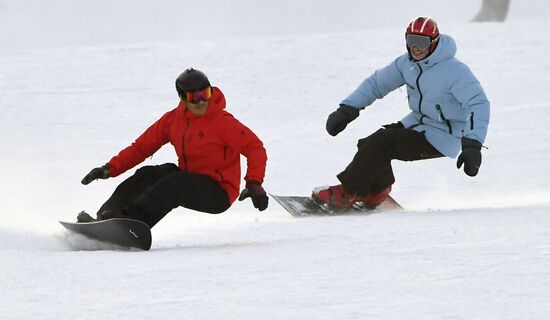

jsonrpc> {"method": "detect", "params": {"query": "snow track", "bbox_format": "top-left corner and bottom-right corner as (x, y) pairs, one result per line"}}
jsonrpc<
(1, 1), (550, 318)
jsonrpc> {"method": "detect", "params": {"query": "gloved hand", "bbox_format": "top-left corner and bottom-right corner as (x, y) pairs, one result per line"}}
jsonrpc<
(81, 164), (111, 185)
(238, 180), (269, 211)
(326, 104), (360, 136)
(456, 138), (482, 177)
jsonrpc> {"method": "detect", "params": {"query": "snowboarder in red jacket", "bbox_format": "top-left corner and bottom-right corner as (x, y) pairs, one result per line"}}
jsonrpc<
(78, 68), (269, 228)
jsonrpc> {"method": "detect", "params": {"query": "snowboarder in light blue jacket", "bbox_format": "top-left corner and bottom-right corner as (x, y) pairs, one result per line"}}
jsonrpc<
(313, 16), (490, 210)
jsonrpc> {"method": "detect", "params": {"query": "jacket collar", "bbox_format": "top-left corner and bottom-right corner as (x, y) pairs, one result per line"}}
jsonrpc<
(411, 34), (457, 68)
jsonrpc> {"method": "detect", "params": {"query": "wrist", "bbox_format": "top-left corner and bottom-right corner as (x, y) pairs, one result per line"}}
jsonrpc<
(461, 137), (482, 150)
(102, 163), (112, 177)
(246, 180), (261, 188)
(337, 104), (360, 121)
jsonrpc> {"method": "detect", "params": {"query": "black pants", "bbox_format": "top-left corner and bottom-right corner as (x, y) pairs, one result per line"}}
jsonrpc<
(337, 127), (443, 196)
(97, 163), (230, 228)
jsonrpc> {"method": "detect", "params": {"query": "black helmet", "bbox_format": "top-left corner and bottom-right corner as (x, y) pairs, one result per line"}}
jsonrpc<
(175, 68), (210, 96)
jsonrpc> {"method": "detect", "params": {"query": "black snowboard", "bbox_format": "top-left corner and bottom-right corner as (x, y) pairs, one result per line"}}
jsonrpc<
(271, 194), (403, 217)
(59, 218), (152, 250)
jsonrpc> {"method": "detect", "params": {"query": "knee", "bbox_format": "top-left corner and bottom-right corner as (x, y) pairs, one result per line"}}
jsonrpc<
(202, 197), (231, 214)
(135, 163), (178, 176)
(370, 128), (395, 143)
(207, 207), (226, 215)
(134, 165), (158, 176)
(198, 195), (231, 215)
(357, 130), (390, 151)
(157, 163), (179, 173)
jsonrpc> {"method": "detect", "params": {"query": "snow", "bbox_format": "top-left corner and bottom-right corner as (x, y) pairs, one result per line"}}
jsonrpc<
(1, 0), (550, 319)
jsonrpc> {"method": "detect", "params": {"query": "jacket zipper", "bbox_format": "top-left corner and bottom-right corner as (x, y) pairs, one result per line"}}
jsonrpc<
(436, 104), (452, 134)
(181, 110), (190, 172)
(416, 64), (424, 114)
(470, 112), (475, 130)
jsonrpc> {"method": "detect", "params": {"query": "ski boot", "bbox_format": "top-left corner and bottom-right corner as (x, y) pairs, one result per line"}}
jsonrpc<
(76, 211), (96, 223)
(312, 184), (392, 211)
(97, 210), (122, 220)
(97, 209), (133, 221)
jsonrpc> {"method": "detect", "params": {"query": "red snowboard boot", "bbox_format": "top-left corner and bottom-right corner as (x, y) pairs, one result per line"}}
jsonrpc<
(312, 184), (392, 210)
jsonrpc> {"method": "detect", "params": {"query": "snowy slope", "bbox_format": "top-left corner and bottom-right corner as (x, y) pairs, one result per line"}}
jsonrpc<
(0, 0), (481, 50)
(1, 1), (550, 319)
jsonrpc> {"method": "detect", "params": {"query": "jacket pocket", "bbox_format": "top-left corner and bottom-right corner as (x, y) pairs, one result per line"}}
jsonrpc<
(435, 104), (452, 134)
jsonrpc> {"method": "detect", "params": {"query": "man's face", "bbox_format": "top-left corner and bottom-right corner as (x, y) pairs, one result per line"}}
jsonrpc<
(406, 34), (434, 61)
(410, 46), (430, 61)
(183, 99), (209, 116)
(181, 86), (212, 116)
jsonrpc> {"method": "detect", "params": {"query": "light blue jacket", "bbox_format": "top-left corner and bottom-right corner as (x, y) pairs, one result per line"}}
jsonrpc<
(341, 34), (490, 158)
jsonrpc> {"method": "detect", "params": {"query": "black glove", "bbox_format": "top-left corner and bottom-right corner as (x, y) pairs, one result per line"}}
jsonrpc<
(81, 164), (111, 185)
(326, 104), (360, 136)
(456, 138), (482, 177)
(382, 121), (404, 129)
(238, 180), (268, 211)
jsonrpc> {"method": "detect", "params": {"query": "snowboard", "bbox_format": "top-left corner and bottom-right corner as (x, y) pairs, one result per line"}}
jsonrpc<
(271, 194), (403, 217)
(59, 218), (152, 250)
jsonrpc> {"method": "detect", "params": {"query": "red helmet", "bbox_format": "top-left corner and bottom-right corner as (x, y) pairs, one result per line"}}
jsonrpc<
(405, 16), (440, 60)
(406, 16), (439, 39)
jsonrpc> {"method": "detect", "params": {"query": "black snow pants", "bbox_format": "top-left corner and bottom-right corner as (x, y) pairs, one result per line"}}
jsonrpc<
(97, 163), (230, 228)
(337, 126), (444, 196)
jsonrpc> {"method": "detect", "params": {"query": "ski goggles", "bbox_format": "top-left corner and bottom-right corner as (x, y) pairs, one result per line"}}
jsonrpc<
(406, 34), (435, 50)
(184, 86), (212, 103)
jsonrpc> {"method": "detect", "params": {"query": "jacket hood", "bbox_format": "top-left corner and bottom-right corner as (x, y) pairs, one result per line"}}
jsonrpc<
(178, 86), (226, 117)
(415, 34), (456, 67)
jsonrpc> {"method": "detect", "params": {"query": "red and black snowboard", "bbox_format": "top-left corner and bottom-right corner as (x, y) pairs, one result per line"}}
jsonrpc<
(271, 194), (403, 217)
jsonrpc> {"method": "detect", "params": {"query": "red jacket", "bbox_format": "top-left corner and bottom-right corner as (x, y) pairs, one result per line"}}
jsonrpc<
(107, 87), (267, 203)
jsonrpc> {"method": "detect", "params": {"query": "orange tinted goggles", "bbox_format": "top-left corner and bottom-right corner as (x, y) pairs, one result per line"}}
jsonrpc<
(185, 87), (212, 103)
